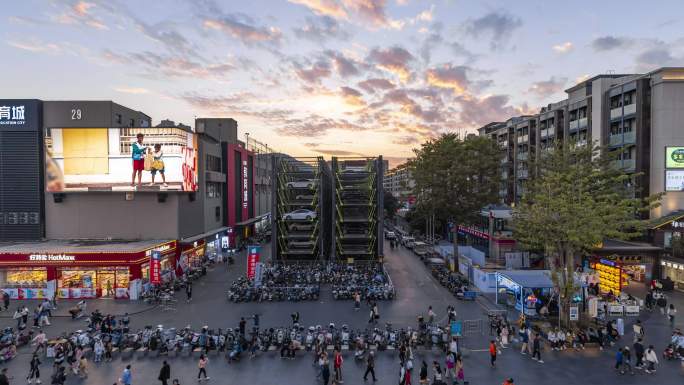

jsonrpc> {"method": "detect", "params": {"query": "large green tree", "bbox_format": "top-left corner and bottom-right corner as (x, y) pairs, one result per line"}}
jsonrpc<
(513, 141), (661, 324)
(408, 133), (500, 230)
(384, 191), (400, 220)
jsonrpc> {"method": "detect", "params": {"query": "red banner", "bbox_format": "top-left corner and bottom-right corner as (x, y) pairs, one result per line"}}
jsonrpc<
(246, 246), (260, 279)
(150, 251), (161, 284)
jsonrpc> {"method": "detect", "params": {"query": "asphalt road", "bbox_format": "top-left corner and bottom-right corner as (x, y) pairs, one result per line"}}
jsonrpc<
(0, 240), (682, 384)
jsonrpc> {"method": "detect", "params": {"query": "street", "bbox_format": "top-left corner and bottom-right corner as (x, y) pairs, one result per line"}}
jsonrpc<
(0, 240), (682, 385)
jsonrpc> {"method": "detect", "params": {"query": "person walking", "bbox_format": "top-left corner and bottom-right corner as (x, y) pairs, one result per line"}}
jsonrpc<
(419, 361), (428, 385)
(363, 351), (376, 382)
(399, 364), (406, 385)
(644, 345), (658, 374)
(489, 340), (497, 367)
(445, 351), (456, 383)
(633, 338), (645, 369)
(614, 348), (623, 372)
(120, 365), (132, 385)
(667, 304), (676, 327)
(197, 354), (209, 381)
(78, 355), (88, 379)
(322, 358), (331, 385)
(526, 327), (534, 355)
(432, 361), (443, 384)
(186, 283), (193, 303)
(2, 290), (10, 311)
(622, 346), (633, 375)
(427, 306), (435, 325)
(333, 349), (343, 383)
(238, 318), (246, 337)
(632, 320), (644, 343)
(532, 333), (543, 363)
(455, 354), (465, 385)
(373, 303), (379, 324)
(158, 361), (171, 385)
(520, 326), (529, 354)
(0, 368), (9, 385)
(51, 367), (66, 385)
(354, 292), (361, 311)
(27, 354), (41, 384)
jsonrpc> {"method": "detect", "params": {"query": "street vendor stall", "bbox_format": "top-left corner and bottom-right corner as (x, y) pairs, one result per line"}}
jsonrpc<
(495, 270), (555, 316)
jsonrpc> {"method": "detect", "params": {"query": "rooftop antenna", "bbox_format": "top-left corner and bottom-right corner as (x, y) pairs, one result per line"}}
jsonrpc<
(606, 69), (615, 75)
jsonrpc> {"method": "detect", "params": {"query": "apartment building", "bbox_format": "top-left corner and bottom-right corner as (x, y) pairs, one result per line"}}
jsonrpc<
(383, 163), (415, 204)
(479, 68), (684, 219)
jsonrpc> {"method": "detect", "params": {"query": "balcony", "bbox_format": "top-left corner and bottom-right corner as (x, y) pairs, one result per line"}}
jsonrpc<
(499, 141), (508, 149)
(612, 159), (636, 171)
(517, 135), (528, 144)
(517, 169), (529, 179)
(609, 131), (636, 146)
(501, 171), (508, 180)
(569, 120), (579, 131)
(610, 103), (636, 120)
(517, 152), (528, 161)
(500, 157), (509, 164)
(540, 129), (548, 138)
(578, 117), (588, 129)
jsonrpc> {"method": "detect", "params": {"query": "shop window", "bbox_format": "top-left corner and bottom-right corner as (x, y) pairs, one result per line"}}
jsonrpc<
(207, 182), (221, 198)
(2, 268), (47, 288)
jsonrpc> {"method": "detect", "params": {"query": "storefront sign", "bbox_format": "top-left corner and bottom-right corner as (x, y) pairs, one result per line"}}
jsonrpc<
(569, 306), (579, 321)
(457, 225), (490, 240)
(0, 105), (26, 125)
(625, 305), (640, 316)
(665, 147), (684, 168)
(246, 246), (260, 279)
(145, 241), (176, 256)
(221, 236), (230, 251)
(254, 262), (263, 288)
(29, 254), (76, 262)
(242, 160), (249, 209)
(150, 251), (161, 284)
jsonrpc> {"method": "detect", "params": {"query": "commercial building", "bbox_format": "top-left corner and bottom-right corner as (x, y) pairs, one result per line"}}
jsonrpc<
(0, 99), (275, 299)
(383, 163), (415, 207)
(477, 67), (684, 285)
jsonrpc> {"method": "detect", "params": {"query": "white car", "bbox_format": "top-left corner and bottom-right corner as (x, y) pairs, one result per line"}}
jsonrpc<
(286, 179), (316, 189)
(283, 209), (317, 221)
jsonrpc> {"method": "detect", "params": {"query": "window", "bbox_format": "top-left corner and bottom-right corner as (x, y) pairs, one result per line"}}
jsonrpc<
(129, 118), (135, 127)
(115, 113), (122, 125)
(206, 155), (222, 172)
(215, 206), (221, 221)
(206, 182), (222, 198)
(622, 119), (634, 133)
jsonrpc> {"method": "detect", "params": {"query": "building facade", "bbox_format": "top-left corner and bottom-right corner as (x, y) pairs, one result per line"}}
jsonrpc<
(383, 163), (415, 206)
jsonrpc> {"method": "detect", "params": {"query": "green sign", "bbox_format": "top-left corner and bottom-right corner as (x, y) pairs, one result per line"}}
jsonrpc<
(666, 147), (684, 168)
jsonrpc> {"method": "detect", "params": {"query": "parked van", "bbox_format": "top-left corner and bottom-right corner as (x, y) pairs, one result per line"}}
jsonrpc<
(413, 242), (429, 259)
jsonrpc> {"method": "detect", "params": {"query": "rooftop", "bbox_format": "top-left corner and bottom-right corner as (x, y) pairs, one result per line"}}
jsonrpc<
(0, 239), (173, 254)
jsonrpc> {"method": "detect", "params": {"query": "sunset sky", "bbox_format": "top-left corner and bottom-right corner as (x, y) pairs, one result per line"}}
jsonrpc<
(3, 0), (683, 166)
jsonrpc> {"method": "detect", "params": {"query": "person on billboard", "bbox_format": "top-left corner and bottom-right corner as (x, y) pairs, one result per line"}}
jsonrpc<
(130, 133), (148, 188)
(149, 143), (168, 188)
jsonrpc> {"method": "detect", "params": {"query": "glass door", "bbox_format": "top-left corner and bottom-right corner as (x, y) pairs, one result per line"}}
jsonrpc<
(98, 271), (116, 298)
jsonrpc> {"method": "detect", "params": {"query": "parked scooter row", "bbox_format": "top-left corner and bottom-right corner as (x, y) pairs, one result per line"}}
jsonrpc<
(431, 265), (470, 296)
(226, 280), (320, 303)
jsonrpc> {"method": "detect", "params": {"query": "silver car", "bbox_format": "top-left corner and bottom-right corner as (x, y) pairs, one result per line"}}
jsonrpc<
(283, 209), (317, 221)
(286, 179), (316, 189)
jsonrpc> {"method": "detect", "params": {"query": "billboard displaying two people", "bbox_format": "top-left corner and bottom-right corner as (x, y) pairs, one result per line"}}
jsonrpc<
(45, 127), (198, 192)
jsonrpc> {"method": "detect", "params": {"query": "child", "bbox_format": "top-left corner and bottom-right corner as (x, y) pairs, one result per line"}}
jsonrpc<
(149, 144), (168, 187)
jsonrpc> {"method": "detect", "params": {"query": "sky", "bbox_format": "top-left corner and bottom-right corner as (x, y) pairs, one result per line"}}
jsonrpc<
(2, 0), (684, 167)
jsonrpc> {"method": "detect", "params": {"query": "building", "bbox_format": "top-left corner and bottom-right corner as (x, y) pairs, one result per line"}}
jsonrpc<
(383, 163), (415, 207)
(477, 67), (684, 284)
(0, 99), (277, 300)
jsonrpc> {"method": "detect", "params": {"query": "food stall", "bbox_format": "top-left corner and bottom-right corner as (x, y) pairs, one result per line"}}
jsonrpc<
(592, 258), (628, 295)
(495, 270), (555, 316)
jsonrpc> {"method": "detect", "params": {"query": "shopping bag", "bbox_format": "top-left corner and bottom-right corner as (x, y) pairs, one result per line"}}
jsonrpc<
(144, 152), (153, 171)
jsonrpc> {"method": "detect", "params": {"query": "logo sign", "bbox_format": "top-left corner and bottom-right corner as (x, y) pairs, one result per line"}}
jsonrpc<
(145, 242), (174, 256)
(150, 251), (161, 284)
(457, 225), (490, 239)
(242, 160), (249, 209)
(0, 105), (25, 126)
(221, 236), (230, 250)
(569, 306), (579, 321)
(29, 254), (75, 262)
(246, 245), (260, 279)
(666, 147), (684, 168)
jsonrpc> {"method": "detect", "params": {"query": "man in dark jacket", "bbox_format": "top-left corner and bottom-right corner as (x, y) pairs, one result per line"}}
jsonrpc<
(0, 368), (9, 385)
(633, 338), (645, 368)
(363, 351), (377, 381)
(158, 361), (171, 385)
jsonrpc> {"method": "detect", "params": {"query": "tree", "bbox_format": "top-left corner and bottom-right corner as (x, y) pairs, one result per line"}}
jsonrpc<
(407, 133), (500, 233)
(384, 191), (400, 220)
(512, 141), (662, 325)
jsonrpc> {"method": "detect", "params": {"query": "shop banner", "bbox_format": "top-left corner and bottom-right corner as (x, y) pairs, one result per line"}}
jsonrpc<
(254, 262), (263, 288)
(247, 246), (260, 279)
(150, 251), (161, 285)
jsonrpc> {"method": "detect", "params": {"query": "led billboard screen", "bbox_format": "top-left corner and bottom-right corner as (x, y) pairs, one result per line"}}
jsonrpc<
(665, 147), (684, 169)
(45, 127), (198, 192)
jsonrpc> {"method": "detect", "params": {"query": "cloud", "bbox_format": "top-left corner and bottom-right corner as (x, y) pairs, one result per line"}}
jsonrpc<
(425, 64), (469, 94)
(114, 87), (150, 94)
(340, 86), (365, 107)
(552, 41), (573, 53)
(528, 76), (567, 98)
(203, 15), (282, 45)
(419, 22), (443, 63)
(293, 59), (332, 83)
(288, 0), (348, 19)
(463, 10), (522, 50)
(575, 74), (591, 83)
(294, 16), (350, 42)
(276, 114), (367, 137)
(7, 39), (62, 53)
(118, 51), (236, 80)
(457, 95), (521, 127)
(343, 0), (390, 27)
(635, 47), (678, 70)
(325, 50), (360, 77)
(53, 0), (108, 30)
(312, 148), (366, 156)
(591, 36), (632, 51)
(392, 135), (419, 145)
(368, 46), (415, 82)
(374, 89), (442, 122)
(357, 78), (395, 93)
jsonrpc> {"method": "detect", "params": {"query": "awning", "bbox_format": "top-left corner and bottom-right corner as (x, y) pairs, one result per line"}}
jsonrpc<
(235, 213), (271, 227)
(648, 210), (684, 229)
(497, 270), (554, 289)
(596, 239), (662, 252)
(180, 226), (229, 244)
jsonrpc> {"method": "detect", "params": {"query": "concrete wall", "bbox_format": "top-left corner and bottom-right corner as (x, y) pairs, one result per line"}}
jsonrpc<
(650, 74), (684, 217)
(200, 136), (225, 232)
(45, 193), (180, 239)
(43, 101), (150, 129)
